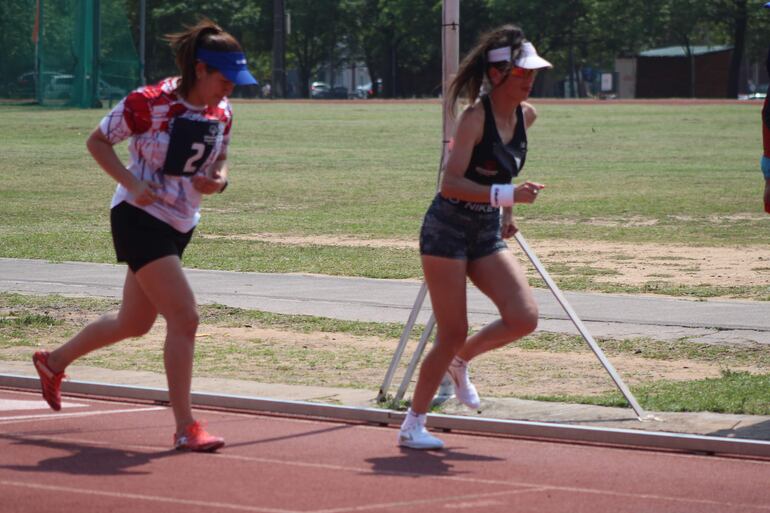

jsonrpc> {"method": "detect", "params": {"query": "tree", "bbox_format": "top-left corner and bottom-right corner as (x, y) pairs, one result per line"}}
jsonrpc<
(1, 0), (36, 96)
(123, 0), (267, 84)
(285, 0), (343, 97)
(488, 0), (592, 96)
(341, 0), (440, 98)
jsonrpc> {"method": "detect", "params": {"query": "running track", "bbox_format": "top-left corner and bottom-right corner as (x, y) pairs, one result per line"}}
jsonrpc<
(1, 388), (768, 513)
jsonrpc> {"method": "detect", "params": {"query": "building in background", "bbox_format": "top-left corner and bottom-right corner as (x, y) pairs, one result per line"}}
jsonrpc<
(615, 45), (734, 99)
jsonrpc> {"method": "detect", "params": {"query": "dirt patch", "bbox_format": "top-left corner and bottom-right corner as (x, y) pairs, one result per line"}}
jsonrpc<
(5, 313), (765, 398)
(529, 240), (770, 288)
(200, 233), (770, 289)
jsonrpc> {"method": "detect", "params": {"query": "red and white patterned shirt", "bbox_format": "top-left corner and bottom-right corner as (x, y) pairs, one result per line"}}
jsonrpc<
(99, 77), (233, 232)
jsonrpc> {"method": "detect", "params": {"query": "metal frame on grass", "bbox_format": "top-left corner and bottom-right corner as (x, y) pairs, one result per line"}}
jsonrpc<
(514, 232), (650, 420)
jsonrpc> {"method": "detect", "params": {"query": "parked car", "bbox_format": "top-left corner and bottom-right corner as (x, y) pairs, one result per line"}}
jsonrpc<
(14, 71), (62, 97)
(44, 74), (75, 99)
(355, 82), (373, 99)
(748, 83), (768, 100)
(329, 86), (349, 99)
(310, 81), (331, 99)
(98, 79), (126, 99)
(43, 74), (127, 100)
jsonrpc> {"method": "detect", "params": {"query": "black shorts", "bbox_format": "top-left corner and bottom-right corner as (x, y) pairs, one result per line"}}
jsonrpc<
(110, 201), (194, 273)
(419, 194), (507, 261)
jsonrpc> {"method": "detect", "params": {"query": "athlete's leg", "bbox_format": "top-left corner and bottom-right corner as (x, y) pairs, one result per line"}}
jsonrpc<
(131, 255), (199, 433)
(457, 249), (538, 362)
(46, 270), (158, 373)
(409, 255), (469, 415)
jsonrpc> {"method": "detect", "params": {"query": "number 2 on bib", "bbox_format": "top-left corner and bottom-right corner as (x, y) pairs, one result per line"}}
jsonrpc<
(162, 117), (220, 176)
(183, 143), (206, 174)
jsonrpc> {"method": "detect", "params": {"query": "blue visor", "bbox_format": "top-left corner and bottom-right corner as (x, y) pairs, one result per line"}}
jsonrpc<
(765, 1), (770, 7)
(196, 48), (258, 86)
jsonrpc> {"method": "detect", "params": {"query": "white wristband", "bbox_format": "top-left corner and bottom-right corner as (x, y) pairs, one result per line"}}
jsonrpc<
(490, 184), (515, 208)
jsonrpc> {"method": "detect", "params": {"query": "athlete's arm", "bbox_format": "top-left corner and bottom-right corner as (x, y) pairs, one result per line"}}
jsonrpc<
(764, 180), (770, 215)
(86, 127), (159, 206)
(764, 100), (770, 131)
(439, 103), (494, 202)
(192, 155), (229, 194)
(440, 101), (543, 205)
(521, 101), (538, 129)
(501, 206), (518, 238)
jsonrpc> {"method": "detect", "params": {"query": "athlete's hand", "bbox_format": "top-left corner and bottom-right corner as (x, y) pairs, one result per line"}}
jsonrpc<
(501, 207), (518, 238)
(515, 181), (545, 204)
(192, 171), (227, 195)
(129, 180), (161, 206)
(764, 181), (770, 214)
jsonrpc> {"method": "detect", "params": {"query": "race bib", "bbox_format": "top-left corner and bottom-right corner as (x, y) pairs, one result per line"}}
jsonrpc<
(162, 117), (221, 176)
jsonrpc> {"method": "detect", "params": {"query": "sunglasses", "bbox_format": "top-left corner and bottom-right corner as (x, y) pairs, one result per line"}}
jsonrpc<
(510, 66), (537, 79)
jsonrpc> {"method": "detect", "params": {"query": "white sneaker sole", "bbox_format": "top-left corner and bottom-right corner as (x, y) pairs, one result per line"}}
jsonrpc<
(447, 368), (481, 410)
(398, 435), (444, 450)
(399, 439), (444, 450)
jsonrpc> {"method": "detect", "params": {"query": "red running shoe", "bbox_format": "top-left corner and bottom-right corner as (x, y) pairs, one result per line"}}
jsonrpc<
(174, 421), (225, 452)
(32, 351), (66, 411)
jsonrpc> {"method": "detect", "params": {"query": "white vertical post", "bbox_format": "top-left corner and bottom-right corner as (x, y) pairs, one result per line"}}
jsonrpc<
(377, 0), (459, 403)
(433, 0), (461, 402)
(440, 0), (460, 173)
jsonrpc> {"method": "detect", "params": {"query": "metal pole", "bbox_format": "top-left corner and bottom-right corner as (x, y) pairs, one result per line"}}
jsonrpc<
(377, 0), (459, 403)
(376, 283), (428, 403)
(272, 0), (286, 98)
(139, 0), (146, 85)
(394, 315), (436, 404)
(513, 232), (651, 421)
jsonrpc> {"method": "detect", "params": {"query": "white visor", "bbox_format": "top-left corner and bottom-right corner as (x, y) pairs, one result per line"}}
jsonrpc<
(486, 46), (512, 63)
(515, 41), (552, 69)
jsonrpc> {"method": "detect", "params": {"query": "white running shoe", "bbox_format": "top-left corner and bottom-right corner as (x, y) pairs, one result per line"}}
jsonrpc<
(447, 358), (481, 410)
(398, 423), (444, 450)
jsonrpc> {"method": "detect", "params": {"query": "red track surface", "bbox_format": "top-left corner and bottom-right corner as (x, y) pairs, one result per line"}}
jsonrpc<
(1, 388), (768, 513)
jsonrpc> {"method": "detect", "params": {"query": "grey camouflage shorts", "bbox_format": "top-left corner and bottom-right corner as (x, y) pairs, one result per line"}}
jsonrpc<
(419, 194), (507, 261)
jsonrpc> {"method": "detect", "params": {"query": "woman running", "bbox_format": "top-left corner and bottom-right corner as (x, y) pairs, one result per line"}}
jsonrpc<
(32, 19), (257, 452)
(399, 24), (551, 450)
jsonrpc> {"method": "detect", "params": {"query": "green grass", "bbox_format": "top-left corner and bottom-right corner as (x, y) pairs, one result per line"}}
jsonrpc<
(2, 292), (769, 415)
(524, 370), (770, 416)
(0, 102), (765, 283)
(518, 331), (770, 367)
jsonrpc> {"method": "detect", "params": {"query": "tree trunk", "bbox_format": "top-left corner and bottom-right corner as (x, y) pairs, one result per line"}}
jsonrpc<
(727, 0), (748, 99)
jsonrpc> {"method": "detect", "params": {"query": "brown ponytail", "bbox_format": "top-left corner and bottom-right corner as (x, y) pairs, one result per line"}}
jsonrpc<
(164, 19), (243, 98)
(448, 24), (526, 110)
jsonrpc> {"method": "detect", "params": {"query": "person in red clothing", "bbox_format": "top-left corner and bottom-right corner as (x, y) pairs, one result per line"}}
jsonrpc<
(762, 44), (770, 213)
(762, 3), (770, 213)
(32, 19), (256, 452)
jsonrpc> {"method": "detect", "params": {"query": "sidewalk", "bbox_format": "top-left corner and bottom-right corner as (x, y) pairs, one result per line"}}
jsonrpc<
(2, 258), (770, 344)
(2, 257), (769, 442)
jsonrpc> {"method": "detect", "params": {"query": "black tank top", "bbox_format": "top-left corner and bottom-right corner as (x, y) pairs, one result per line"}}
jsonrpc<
(463, 95), (527, 185)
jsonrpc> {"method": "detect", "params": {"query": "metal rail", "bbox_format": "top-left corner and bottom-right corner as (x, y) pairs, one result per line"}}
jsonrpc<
(3, 374), (769, 459)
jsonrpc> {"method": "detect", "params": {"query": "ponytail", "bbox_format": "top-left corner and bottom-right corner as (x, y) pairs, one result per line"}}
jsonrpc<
(164, 18), (243, 98)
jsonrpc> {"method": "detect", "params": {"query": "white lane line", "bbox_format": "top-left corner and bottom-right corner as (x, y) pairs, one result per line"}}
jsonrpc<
(0, 399), (87, 411)
(0, 406), (165, 424)
(0, 480), (295, 513)
(311, 488), (548, 513)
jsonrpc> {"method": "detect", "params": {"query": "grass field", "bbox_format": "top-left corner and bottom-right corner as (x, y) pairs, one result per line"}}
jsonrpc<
(2, 292), (769, 416)
(0, 101), (765, 282)
(2, 100), (769, 418)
